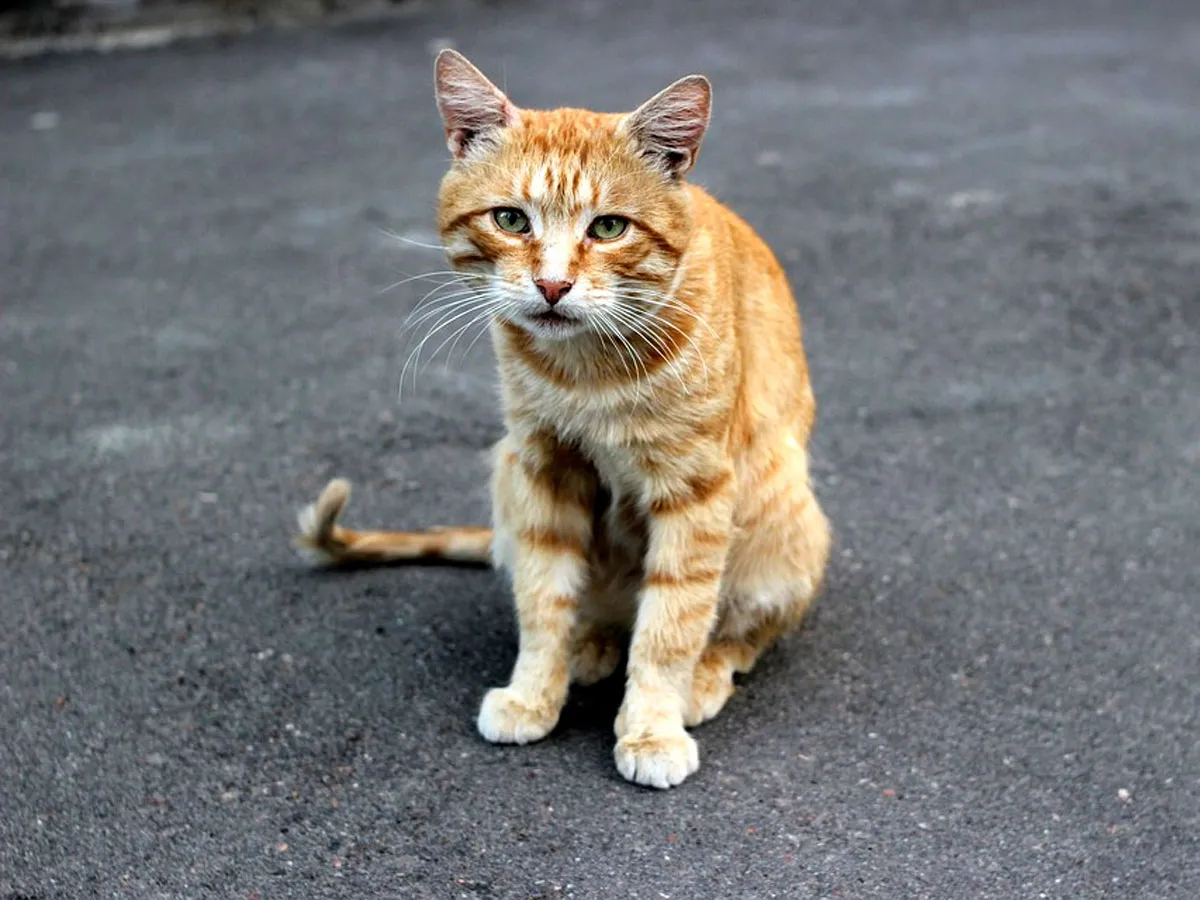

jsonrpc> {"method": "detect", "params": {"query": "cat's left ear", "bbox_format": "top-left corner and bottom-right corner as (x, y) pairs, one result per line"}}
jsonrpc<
(434, 49), (520, 159)
(622, 74), (712, 179)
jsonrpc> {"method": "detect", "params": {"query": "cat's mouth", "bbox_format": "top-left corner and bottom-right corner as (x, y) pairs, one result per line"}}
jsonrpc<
(523, 309), (582, 334)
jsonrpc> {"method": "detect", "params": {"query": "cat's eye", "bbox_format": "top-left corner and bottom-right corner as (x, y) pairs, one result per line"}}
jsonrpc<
(493, 208), (531, 234)
(588, 215), (629, 241)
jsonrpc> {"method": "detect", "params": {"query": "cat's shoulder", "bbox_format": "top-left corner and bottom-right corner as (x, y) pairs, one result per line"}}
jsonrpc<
(685, 183), (782, 266)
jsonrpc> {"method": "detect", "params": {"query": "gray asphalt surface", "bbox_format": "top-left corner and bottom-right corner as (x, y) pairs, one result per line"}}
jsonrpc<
(3, 1), (1199, 897)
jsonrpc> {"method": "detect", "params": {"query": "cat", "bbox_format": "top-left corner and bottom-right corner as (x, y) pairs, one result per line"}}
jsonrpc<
(294, 49), (831, 789)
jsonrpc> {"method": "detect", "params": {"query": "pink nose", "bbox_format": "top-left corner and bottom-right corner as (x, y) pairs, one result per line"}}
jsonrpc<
(534, 278), (574, 306)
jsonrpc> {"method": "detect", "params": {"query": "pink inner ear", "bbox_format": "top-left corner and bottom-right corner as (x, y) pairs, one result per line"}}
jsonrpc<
(435, 53), (516, 157)
(626, 76), (712, 174)
(438, 84), (509, 132)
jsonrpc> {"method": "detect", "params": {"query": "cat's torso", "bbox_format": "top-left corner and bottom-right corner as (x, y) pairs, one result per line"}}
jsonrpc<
(496, 183), (812, 515)
(490, 184), (816, 627)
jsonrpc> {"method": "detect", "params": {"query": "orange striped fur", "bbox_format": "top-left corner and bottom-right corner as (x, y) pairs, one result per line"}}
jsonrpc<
(294, 51), (831, 789)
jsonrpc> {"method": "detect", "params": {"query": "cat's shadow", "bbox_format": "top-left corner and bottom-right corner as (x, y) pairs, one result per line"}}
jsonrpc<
(557, 672), (627, 738)
(538, 604), (834, 743)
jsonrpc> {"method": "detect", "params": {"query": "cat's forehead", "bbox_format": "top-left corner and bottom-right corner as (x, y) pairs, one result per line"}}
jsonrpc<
(497, 109), (641, 210)
(516, 107), (623, 151)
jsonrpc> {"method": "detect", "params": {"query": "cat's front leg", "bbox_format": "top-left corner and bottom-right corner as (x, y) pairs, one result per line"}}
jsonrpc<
(615, 464), (735, 788)
(478, 434), (597, 745)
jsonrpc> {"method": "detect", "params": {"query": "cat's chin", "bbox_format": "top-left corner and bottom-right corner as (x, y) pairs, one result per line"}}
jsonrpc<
(516, 310), (587, 341)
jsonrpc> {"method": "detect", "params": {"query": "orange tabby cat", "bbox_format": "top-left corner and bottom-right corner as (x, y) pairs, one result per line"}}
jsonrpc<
(295, 50), (831, 789)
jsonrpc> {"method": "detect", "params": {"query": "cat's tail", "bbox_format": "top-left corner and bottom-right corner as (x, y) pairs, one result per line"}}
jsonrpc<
(292, 478), (493, 567)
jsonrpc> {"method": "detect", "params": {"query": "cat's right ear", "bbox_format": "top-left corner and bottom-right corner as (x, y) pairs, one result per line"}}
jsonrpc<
(434, 50), (519, 159)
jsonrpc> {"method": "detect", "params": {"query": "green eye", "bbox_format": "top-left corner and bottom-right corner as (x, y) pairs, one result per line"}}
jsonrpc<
(493, 208), (530, 234)
(588, 215), (629, 241)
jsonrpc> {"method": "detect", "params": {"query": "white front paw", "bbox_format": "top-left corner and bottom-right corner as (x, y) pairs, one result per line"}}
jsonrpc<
(476, 687), (558, 745)
(613, 726), (700, 789)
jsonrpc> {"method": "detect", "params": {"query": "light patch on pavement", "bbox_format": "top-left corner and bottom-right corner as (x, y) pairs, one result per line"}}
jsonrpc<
(81, 415), (247, 461)
(945, 189), (1004, 208)
(30, 111), (60, 131)
(153, 324), (218, 352)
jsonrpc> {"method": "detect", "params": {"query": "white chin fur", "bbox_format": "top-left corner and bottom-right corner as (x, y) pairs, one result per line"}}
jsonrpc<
(520, 316), (586, 340)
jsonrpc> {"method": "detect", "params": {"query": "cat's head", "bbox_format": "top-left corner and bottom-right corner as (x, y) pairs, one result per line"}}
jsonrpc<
(433, 50), (710, 343)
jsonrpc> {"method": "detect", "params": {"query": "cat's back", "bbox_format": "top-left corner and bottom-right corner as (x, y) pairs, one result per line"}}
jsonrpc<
(686, 184), (797, 308)
(685, 184), (814, 439)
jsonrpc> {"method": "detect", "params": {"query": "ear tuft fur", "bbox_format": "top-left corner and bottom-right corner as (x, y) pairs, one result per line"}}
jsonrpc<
(623, 74), (712, 179)
(434, 50), (519, 159)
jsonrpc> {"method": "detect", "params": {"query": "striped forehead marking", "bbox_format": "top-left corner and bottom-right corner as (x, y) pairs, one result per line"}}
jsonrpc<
(519, 159), (602, 209)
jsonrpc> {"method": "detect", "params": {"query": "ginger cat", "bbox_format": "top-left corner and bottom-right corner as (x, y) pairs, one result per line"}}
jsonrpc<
(295, 50), (831, 789)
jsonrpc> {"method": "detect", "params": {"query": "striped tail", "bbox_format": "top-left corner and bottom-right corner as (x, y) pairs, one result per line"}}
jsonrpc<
(293, 478), (493, 567)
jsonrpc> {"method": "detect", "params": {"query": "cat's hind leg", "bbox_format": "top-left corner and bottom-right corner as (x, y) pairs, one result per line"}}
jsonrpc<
(571, 522), (640, 686)
(687, 472), (831, 727)
(570, 622), (623, 685)
(685, 616), (785, 727)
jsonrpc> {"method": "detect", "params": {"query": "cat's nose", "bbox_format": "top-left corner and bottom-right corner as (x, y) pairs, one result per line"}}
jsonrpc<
(534, 278), (574, 306)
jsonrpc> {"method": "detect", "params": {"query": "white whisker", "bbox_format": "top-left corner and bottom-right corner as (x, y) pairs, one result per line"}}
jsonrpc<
(383, 232), (449, 252)
(404, 280), (480, 319)
(401, 297), (493, 396)
(404, 289), (491, 328)
(616, 287), (721, 343)
(606, 294), (712, 392)
(399, 292), (511, 399)
(430, 303), (511, 372)
(375, 269), (476, 298)
(460, 311), (504, 359)
(605, 305), (692, 395)
(595, 313), (640, 392)
(598, 308), (652, 394)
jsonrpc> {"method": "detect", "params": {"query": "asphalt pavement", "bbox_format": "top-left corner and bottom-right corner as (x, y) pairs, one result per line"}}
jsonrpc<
(2, 0), (1199, 897)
